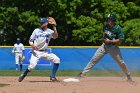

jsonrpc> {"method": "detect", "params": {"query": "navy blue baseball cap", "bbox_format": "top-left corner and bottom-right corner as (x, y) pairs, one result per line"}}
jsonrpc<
(17, 38), (20, 41)
(40, 18), (48, 23)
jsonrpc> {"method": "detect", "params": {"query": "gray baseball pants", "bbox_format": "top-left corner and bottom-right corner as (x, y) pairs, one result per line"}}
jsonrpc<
(82, 43), (130, 75)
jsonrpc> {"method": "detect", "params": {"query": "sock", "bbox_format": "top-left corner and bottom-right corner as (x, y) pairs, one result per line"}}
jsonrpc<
(16, 64), (18, 70)
(23, 69), (30, 76)
(51, 63), (59, 78)
(20, 64), (22, 71)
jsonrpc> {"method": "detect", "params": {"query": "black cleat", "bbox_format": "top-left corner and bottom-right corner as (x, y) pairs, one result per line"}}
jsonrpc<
(78, 72), (86, 77)
(127, 75), (132, 81)
(50, 76), (59, 82)
(126, 75), (137, 85)
(18, 74), (26, 82)
(126, 74), (135, 83)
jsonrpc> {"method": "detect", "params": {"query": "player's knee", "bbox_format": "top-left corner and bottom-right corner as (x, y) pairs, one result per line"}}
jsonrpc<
(119, 60), (125, 64)
(28, 63), (36, 70)
(28, 68), (33, 72)
(54, 57), (60, 64)
(28, 66), (34, 71)
(118, 60), (125, 66)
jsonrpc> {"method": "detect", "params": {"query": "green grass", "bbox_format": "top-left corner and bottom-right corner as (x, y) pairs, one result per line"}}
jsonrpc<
(0, 70), (140, 77)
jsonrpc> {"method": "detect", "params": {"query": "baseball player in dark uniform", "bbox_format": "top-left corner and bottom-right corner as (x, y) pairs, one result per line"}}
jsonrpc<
(79, 14), (133, 82)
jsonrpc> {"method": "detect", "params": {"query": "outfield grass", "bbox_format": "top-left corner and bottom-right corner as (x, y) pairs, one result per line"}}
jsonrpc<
(0, 70), (140, 77)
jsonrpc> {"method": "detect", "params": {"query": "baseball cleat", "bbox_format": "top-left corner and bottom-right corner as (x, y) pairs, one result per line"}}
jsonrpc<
(126, 74), (135, 83)
(127, 74), (132, 81)
(50, 76), (59, 82)
(126, 76), (136, 85)
(18, 74), (26, 82)
(78, 72), (86, 77)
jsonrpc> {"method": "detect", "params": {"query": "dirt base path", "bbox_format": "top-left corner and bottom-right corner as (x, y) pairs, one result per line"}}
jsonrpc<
(0, 76), (139, 93)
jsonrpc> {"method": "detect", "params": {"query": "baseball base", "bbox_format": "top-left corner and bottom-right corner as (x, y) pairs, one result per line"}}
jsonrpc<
(63, 78), (80, 83)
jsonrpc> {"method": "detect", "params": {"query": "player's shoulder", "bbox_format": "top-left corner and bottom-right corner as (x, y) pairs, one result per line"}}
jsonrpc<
(47, 28), (53, 31)
(103, 24), (109, 30)
(14, 43), (17, 46)
(20, 43), (24, 45)
(114, 24), (121, 28)
(16, 43), (24, 47)
(46, 28), (54, 33)
(33, 28), (44, 33)
(114, 24), (122, 31)
(34, 28), (41, 32)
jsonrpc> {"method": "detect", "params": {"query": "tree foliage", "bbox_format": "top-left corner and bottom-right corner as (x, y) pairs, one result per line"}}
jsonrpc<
(123, 19), (140, 46)
(0, 0), (140, 46)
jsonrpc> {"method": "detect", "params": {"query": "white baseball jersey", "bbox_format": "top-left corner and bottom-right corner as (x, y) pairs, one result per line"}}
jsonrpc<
(12, 43), (25, 64)
(29, 28), (54, 50)
(12, 43), (24, 53)
(28, 28), (60, 70)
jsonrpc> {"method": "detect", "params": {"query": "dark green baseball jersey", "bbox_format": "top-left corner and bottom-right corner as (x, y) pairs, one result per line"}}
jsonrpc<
(103, 24), (124, 40)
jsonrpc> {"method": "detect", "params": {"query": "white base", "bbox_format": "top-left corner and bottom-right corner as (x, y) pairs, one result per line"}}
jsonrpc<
(63, 78), (80, 83)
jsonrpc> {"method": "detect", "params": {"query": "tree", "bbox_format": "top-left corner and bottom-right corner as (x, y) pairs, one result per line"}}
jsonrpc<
(0, 6), (39, 45)
(123, 19), (140, 46)
(0, 0), (140, 46)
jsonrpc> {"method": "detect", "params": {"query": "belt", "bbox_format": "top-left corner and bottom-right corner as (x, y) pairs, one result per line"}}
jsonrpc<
(105, 43), (116, 45)
(15, 52), (22, 53)
(39, 50), (46, 51)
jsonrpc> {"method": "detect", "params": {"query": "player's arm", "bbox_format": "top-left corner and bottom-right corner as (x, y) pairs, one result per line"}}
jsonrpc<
(104, 30), (124, 44)
(29, 39), (38, 50)
(12, 44), (16, 53)
(111, 39), (121, 44)
(104, 38), (122, 44)
(112, 27), (124, 44)
(52, 26), (58, 39)
(29, 30), (38, 50)
(48, 17), (58, 39)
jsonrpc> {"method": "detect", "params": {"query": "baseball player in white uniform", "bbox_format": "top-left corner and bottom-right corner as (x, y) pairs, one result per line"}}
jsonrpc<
(12, 38), (25, 71)
(18, 17), (60, 82)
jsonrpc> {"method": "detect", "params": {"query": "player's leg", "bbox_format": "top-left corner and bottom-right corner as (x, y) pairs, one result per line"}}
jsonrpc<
(50, 63), (59, 81)
(43, 53), (60, 81)
(79, 44), (107, 77)
(109, 45), (132, 81)
(19, 64), (22, 71)
(15, 53), (19, 70)
(19, 54), (23, 71)
(18, 53), (39, 82)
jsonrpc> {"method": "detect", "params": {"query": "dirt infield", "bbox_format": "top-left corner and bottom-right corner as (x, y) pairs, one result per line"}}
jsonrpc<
(0, 76), (140, 93)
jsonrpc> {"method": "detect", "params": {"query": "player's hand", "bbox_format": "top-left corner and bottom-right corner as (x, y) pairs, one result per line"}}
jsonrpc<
(47, 17), (57, 26)
(12, 50), (15, 54)
(31, 45), (38, 50)
(104, 38), (112, 44)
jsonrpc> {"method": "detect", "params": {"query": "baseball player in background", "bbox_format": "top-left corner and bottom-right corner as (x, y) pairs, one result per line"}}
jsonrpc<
(79, 14), (133, 82)
(12, 38), (25, 71)
(18, 17), (60, 82)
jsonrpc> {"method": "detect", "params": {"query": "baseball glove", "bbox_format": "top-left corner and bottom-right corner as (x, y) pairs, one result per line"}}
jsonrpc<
(47, 17), (57, 26)
(103, 30), (114, 40)
(20, 56), (25, 64)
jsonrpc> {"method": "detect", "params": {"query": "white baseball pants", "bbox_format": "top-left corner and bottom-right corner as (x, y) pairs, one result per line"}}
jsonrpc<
(28, 50), (60, 70)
